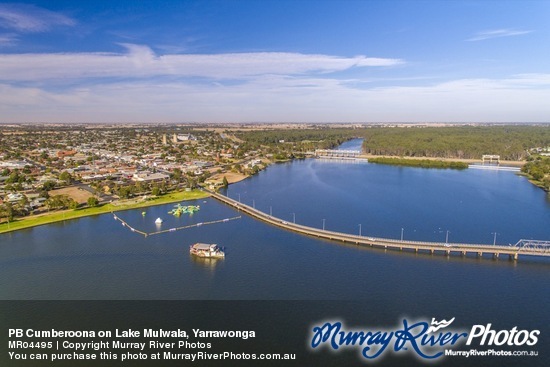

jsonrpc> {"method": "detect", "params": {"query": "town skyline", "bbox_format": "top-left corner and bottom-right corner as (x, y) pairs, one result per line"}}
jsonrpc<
(0, 1), (549, 123)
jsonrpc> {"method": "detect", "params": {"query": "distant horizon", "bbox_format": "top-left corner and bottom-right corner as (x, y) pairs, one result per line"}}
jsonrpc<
(1, 1), (549, 123)
(1, 121), (549, 126)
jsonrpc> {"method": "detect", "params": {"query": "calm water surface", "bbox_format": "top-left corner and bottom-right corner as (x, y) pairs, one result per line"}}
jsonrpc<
(1, 139), (549, 303)
(3, 140), (549, 366)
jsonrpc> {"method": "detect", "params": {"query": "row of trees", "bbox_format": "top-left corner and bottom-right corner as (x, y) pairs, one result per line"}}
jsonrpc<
(368, 157), (468, 169)
(44, 195), (78, 210)
(0, 202), (14, 222)
(0, 194), (31, 223)
(1, 194), (76, 224)
(361, 126), (550, 160)
(235, 128), (358, 150)
(521, 157), (550, 191)
(1, 168), (72, 189)
(235, 125), (550, 161)
(110, 174), (206, 199)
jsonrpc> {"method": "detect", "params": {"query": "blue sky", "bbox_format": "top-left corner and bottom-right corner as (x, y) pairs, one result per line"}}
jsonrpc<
(0, 0), (549, 123)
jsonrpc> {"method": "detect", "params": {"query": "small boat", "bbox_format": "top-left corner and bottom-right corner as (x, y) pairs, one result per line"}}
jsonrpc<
(155, 217), (163, 224)
(189, 243), (225, 258)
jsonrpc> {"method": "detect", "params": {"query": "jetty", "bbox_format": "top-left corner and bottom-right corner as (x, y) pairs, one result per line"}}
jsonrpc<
(208, 191), (550, 261)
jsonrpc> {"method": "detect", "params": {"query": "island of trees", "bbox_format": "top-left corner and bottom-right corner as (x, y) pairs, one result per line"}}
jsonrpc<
(367, 157), (468, 169)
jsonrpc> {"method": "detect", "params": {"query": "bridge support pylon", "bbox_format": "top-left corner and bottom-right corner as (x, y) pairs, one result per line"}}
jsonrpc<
(482, 154), (501, 165)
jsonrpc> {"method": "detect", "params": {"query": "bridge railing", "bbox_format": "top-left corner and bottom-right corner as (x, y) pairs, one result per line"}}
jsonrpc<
(514, 239), (550, 254)
(208, 190), (549, 257)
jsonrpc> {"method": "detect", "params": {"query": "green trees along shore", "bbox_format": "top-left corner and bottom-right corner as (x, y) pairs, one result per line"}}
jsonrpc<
(367, 157), (468, 169)
(0, 190), (208, 234)
(521, 158), (550, 191)
(360, 126), (550, 160)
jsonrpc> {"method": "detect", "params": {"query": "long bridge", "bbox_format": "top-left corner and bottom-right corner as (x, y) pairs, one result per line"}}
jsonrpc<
(208, 191), (550, 261)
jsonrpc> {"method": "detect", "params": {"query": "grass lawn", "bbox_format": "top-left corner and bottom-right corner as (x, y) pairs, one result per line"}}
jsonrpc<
(0, 190), (210, 234)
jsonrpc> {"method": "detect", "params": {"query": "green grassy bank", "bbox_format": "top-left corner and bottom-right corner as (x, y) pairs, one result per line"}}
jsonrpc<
(0, 190), (209, 234)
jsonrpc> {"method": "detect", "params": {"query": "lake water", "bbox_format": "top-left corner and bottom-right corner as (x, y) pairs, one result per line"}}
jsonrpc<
(1, 139), (548, 366)
(1, 139), (549, 300)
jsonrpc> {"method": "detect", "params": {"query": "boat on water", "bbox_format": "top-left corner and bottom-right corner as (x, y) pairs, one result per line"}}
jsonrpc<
(155, 217), (163, 224)
(189, 243), (225, 258)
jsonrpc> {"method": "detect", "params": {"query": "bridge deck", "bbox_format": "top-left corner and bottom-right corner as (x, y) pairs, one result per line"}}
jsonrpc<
(209, 191), (550, 261)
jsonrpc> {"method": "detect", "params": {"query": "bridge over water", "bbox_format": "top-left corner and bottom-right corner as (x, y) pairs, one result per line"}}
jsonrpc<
(314, 149), (361, 158)
(209, 191), (550, 261)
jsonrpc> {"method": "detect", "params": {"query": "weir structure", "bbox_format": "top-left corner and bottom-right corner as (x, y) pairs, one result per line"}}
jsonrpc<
(208, 191), (550, 262)
(482, 154), (501, 164)
(314, 149), (361, 158)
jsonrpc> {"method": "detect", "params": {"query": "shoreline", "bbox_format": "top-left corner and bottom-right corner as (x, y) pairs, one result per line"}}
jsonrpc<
(0, 154), (532, 234)
(360, 154), (525, 167)
(366, 157), (468, 169)
(0, 190), (209, 234)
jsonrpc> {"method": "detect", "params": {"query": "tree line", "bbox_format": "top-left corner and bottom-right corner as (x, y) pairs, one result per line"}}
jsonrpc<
(235, 127), (358, 150)
(235, 125), (550, 161)
(361, 126), (550, 160)
(367, 157), (468, 169)
(521, 157), (550, 191)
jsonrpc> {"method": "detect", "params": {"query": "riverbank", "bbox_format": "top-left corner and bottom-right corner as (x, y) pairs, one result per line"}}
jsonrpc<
(0, 152), (531, 234)
(360, 154), (525, 167)
(524, 176), (550, 193)
(367, 157), (468, 169)
(0, 190), (209, 234)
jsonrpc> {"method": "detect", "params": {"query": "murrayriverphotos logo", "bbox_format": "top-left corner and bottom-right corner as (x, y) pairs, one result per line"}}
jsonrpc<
(310, 317), (540, 361)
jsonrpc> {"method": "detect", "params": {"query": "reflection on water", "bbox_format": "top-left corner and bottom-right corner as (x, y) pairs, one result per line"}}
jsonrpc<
(190, 254), (224, 271)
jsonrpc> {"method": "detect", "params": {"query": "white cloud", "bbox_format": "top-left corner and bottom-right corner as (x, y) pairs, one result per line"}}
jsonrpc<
(504, 74), (550, 86)
(0, 74), (549, 123)
(0, 3), (75, 33)
(0, 44), (404, 81)
(466, 29), (532, 41)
